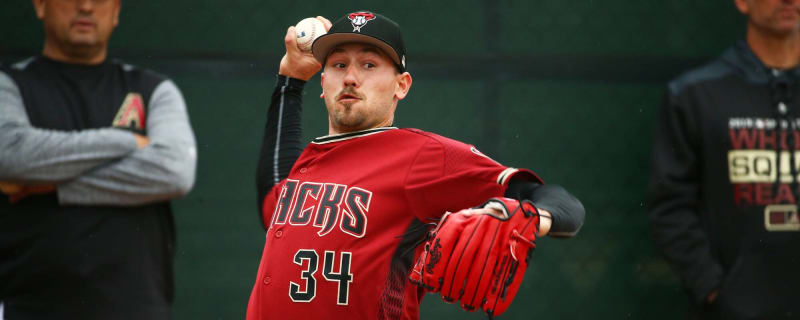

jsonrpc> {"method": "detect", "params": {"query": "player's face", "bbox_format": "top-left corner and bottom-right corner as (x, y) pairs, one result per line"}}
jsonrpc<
(321, 43), (412, 134)
(34, 0), (120, 53)
(736, 0), (800, 35)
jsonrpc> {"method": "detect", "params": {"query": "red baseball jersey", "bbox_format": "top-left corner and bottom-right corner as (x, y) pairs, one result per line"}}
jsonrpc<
(246, 127), (541, 320)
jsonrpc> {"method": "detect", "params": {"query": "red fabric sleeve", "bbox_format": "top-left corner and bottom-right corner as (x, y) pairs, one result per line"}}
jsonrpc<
(261, 179), (285, 229)
(403, 136), (541, 221)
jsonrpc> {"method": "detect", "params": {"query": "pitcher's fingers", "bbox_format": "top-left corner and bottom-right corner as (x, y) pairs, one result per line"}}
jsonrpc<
(284, 26), (301, 53)
(316, 16), (332, 31)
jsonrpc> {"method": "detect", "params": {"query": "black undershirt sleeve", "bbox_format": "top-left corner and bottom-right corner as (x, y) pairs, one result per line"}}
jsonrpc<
(256, 75), (305, 223)
(504, 178), (585, 237)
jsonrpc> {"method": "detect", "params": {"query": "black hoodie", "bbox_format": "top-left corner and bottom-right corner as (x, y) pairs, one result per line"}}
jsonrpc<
(648, 40), (800, 320)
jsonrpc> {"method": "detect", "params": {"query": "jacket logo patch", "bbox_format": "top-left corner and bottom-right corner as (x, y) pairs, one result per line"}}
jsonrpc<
(764, 204), (800, 231)
(112, 93), (146, 132)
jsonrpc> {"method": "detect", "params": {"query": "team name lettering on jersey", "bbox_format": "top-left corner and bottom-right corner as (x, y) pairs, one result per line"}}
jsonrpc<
(272, 179), (371, 238)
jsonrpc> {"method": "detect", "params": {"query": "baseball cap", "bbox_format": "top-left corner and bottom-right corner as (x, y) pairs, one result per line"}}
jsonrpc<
(312, 11), (407, 72)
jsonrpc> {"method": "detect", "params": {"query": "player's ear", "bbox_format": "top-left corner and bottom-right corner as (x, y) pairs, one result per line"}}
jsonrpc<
(320, 73), (325, 99)
(394, 72), (412, 101)
(32, 0), (45, 20)
(734, 0), (749, 15)
(112, 0), (121, 27)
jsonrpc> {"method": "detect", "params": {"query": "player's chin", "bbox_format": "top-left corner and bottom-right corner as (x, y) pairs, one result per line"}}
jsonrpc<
(332, 115), (370, 132)
(337, 99), (362, 108)
(66, 34), (100, 47)
(776, 20), (800, 32)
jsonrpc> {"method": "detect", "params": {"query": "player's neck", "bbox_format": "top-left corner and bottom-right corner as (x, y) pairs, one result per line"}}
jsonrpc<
(747, 25), (800, 70)
(328, 119), (395, 136)
(328, 126), (383, 136)
(42, 39), (107, 66)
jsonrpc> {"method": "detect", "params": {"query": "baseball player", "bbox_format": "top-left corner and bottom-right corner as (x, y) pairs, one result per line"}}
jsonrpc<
(249, 12), (585, 319)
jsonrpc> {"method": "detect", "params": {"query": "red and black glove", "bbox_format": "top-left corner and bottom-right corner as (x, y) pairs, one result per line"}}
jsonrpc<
(410, 197), (540, 318)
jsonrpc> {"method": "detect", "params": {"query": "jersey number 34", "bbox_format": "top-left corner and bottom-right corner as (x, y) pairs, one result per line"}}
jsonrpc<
(289, 249), (353, 305)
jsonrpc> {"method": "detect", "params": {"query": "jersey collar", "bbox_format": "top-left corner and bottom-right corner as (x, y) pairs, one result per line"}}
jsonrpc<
(312, 127), (397, 144)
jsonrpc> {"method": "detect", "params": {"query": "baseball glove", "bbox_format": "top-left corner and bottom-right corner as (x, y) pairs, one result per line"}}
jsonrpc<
(409, 197), (540, 318)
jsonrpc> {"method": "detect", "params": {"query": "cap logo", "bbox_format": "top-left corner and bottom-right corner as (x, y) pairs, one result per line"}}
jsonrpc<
(348, 12), (376, 32)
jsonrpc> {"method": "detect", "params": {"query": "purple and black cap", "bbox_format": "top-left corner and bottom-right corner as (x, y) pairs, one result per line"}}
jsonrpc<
(312, 11), (407, 72)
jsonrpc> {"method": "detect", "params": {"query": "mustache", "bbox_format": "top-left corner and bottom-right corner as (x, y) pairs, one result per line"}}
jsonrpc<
(776, 5), (800, 13)
(71, 14), (97, 24)
(336, 87), (363, 100)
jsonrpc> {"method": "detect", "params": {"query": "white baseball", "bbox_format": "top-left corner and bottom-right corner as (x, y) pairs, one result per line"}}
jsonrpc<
(295, 17), (326, 52)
